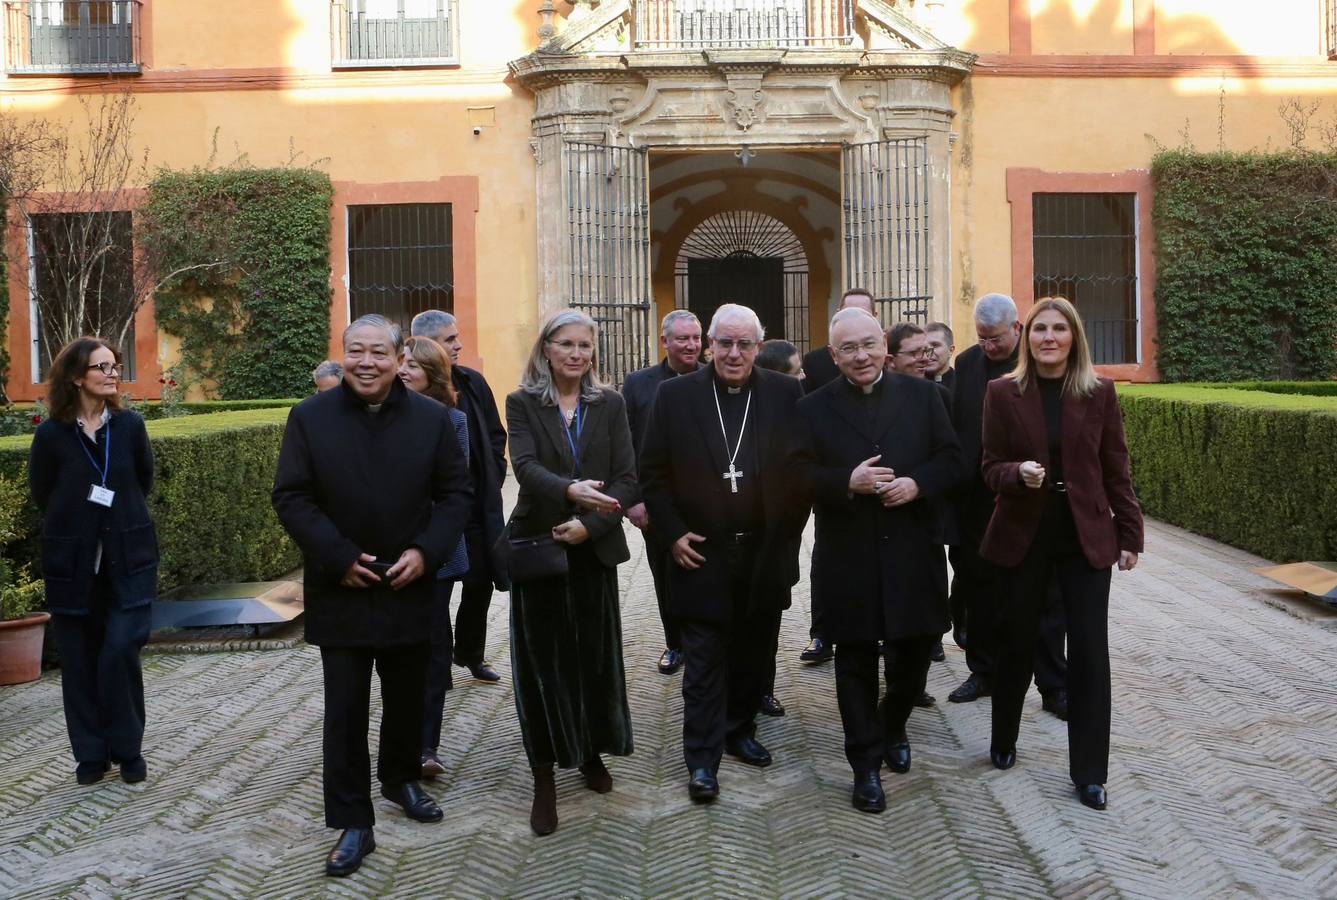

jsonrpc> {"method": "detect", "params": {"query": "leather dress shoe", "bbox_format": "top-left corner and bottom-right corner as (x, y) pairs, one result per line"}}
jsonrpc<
(325, 827), (375, 877)
(687, 768), (719, 802)
(1077, 784), (1107, 810)
(990, 748), (1016, 770)
(120, 757), (147, 784)
(76, 761), (109, 786)
(930, 641), (946, 662)
(886, 742), (912, 774)
(851, 771), (886, 813)
(914, 691), (936, 708)
(759, 694), (785, 717)
(657, 648), (684, 675)
(579, 757), (613, 794)
(381, 782), (443, 822)
(948, 674), (991, 703)
(420, 753), (446, 779)
(799, 637), (834, 664)
(1042, 690), (1069, 721)
(725, 735), (772, 768)
(467, 662), (501, 683)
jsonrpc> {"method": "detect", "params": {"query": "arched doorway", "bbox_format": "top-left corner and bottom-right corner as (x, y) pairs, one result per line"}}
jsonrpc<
(674, 210), (811, 352)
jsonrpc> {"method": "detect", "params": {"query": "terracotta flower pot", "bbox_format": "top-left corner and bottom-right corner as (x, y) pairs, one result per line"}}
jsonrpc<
(0, 612), (51, 686)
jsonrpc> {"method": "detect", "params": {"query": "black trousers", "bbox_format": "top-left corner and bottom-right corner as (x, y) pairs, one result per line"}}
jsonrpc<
(679, 546), (773, 772)
(320, 643), (429, 829)
(422, 578), (456, 754)
(452, 576), (494, 668)
(834, 637), (936, 776)
(642, 531), (681, 650)
(763, 597), (783, 695)
(992, 509), (1112, 786)
(807, 541), (824, 640)
(51, 572), (151, 766)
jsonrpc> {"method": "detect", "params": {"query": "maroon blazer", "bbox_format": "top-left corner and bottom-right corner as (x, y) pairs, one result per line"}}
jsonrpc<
(979, 376), (1143, 569)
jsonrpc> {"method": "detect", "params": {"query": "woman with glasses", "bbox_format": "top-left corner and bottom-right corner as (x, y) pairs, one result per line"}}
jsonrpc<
(28, 337), (158, 786)
(504, 309), (637, 835)
(979, 298), (1143, 811)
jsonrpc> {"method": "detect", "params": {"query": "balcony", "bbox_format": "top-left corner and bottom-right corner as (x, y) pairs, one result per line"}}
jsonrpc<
(1329, 0), (1336, 60)
(331, 0), (459, 68)
(3, 1), (141, 75)
(634, 0), (855, 50)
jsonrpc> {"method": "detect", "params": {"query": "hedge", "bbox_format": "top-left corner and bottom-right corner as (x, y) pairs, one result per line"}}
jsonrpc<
(0, 407), (299, 599)
(1118, 385), (1337, 562)
(1195, 381), (1337, 397)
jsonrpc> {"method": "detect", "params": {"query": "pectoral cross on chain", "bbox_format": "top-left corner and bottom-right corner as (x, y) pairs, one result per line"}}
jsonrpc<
(723, 463), (743, 493)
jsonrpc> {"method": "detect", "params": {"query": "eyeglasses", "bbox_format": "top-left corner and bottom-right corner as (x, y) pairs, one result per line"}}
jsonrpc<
(547, 340), (595, 354)
(977, 331), (1013, 348)
(86, 362), (123, 376)
(712, 339), (757, 353)
(893, 347), (933, 360)
(834, 339), (883, 358)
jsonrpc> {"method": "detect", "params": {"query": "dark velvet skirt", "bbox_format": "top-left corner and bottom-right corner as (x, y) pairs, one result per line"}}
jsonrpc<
(510, 544), (634, 769)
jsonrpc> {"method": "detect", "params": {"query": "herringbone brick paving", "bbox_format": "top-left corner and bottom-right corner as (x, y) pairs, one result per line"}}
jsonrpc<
(2, 517), (1336, 899)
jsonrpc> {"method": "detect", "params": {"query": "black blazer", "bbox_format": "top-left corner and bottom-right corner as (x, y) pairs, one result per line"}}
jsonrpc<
(622, 359), (702, 459)
(801, 345), (840, 394)
(796, 374), (963, 641)
(639, 366), (807, 625)
(454, 364), (509, 589)
(29, 410), (158, 614)
(950, 343), (1018, 534)
(272, 379), (473, 647)
(505, 387), (638, 570)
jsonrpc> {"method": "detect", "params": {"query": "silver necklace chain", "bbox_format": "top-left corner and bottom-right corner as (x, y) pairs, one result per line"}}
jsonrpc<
(712, 382), (752, 475)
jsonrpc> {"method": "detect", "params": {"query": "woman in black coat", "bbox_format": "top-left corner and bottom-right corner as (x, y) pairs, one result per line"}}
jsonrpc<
(505, 308), (637, 836)
(28, 337), (158, 786)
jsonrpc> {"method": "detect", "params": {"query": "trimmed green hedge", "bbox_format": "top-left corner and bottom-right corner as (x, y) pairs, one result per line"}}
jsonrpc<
(1195, 381), (1337, 397)
(1118, 385), (1337, 562)
(0, 408), (298, 598)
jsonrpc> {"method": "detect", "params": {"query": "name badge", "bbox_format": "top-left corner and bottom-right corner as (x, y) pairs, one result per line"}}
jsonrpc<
(88, 484), (115, 507)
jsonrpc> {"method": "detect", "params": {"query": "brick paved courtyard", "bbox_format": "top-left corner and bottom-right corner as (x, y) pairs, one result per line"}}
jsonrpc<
(2, 518), (1336, 899)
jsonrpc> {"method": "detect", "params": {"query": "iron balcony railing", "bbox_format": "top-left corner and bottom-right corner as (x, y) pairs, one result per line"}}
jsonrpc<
(1328, 0), (1337, 60)
(635, 0), (855, 50)
(3, 1), (141, 74)
(331, 0), (459, 68)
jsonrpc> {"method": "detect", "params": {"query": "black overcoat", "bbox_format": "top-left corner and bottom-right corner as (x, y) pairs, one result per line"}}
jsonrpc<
(271, 379), (472, 647)
(622, 359), (702, 459)
(454, 364), (509, 590)
(801, 345), (839, 394)
(795, 373), (964, 641)
(29, 410), (158, 614)
(638, 366), (807, 625)
(505, 387), (638, 569)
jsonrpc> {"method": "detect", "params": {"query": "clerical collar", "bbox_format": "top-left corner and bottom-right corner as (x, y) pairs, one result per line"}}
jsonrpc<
(845, 371), (884, 395)
(711, 368), (753, 394)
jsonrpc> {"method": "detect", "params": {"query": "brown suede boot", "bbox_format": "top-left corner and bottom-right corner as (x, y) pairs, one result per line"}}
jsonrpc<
(579, 756), (613, 794)
(530, 766), (558, 836)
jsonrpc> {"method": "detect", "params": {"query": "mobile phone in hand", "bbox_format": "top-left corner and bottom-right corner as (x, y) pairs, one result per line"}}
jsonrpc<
(364, 560), (393, 581)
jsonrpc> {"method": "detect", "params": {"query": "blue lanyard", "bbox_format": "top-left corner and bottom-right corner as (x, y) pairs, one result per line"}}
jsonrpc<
(78, 420), (111, 487)
(561, 402), (584, 475)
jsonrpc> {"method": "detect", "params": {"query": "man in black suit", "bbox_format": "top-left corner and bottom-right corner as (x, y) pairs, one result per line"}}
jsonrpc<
(797, 287), (877, 665)
(621, 309), (703, 676)
(947, 294), (1068, 718)
(924, 322), (957, 392)
(796, 308), (962, 812)
(639, 303), (807, 803)
(273, 315), (473, 877)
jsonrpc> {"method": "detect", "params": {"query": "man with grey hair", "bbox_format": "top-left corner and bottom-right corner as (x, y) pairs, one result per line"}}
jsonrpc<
(621, 308), (704, 676)
(274, 314), (473, 876)
(639, 303), (808, 803)
(313, 360), (344, 392)
(408, 309), (509, 698)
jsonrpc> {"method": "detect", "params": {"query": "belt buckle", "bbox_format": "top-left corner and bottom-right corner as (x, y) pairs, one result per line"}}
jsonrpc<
(732, 532), (750, 544)
(1051, 481), (1067, 493)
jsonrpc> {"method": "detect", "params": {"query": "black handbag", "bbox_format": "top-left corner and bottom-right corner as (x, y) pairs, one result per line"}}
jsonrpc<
(503, 531), (569, 585)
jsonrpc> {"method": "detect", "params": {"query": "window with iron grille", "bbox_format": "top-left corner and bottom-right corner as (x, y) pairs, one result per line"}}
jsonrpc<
(347, 203), (454, 333)
(332, 0), (459, 67)
(1032, 193), (1139, 366)
(1328, 0), (1337, 60)
(4, 1), (142, 74)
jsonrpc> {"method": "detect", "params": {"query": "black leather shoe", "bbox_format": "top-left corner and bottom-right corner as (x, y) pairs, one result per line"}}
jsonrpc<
(1042, 690), (1069, 721)
(759, 694), (785, 717)
(325, 828), (375, 877)
(725, 735), (773, 768)
(687, 768), (719, 802)
(467, 662), (501, 683)
(799, 637), (834, 664)
(120, 757), (147, 784)
(1077, 784), (1107, 810)
(380, 782), (443, 823)
(948, 674), (991, 703)
(990, 748), (1016, 770)
(851, 771), (886, 813)
(886, 742), (912, 774)
(76, 761), (109, 786)
(930, 641), (946, 662)
(420, 753), (446, 779)
(913, 691), (936, 708)
(657, 648), (684, 675)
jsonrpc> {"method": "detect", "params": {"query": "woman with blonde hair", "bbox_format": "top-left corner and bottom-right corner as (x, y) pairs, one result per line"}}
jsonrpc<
(978, 297), (1143, 812)
(504, 308), (637, 835)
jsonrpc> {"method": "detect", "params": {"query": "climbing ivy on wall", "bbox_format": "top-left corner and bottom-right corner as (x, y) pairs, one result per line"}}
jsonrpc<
(1152, 151), (1337, 382)
(0, 201), (9, 404)
(142, 167), (333, 399)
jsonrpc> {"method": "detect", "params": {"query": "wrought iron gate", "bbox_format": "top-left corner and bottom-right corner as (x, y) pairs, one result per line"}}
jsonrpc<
(565, 141), (652, 386)
(842, 138), (931, 328)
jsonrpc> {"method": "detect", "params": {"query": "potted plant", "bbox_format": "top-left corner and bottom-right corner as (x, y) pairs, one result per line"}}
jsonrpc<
(0, 475), (47, 686)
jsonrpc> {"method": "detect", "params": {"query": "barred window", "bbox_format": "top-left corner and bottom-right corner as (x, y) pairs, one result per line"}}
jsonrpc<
(347, 203), (454, 333)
